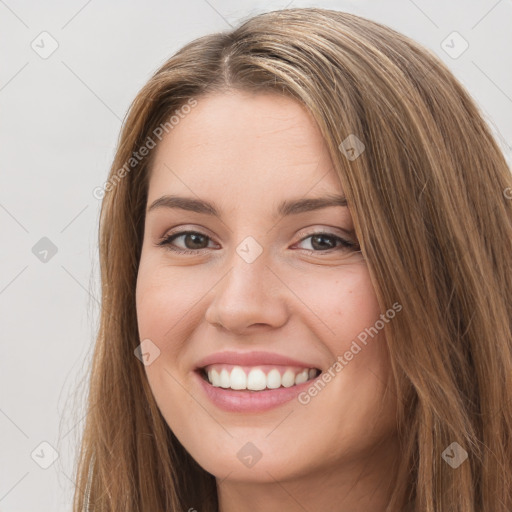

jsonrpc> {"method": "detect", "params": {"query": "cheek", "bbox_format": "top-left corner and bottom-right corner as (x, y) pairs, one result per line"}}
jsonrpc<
(289, 264), (391, 405)
(288, 264), (381, 348)
(135, 257), (205, 342)
(135, 261), (202, 439)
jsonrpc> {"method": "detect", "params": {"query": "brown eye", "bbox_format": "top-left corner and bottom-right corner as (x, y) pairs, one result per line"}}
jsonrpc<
(157, 231), (214, 253)
(296, 232), (358, 252)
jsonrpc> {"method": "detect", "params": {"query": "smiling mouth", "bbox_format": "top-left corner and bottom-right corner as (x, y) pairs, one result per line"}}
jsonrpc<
(197, 365), (321, 392)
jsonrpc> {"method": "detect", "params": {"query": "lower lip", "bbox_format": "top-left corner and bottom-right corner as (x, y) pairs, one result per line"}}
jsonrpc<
(194, 370), (319, 413)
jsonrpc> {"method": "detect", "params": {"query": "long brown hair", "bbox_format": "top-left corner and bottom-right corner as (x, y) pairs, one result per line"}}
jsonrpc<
(72, 7), (512, 511)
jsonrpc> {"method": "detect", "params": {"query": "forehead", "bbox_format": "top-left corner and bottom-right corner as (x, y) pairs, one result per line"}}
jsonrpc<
(148, 91), (342, 199)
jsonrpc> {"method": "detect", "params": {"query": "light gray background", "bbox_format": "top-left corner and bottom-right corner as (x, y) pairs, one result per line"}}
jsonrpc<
(1, 1), (511, 510)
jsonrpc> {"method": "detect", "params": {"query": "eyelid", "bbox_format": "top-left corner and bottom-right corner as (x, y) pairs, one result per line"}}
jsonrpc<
(160, 224), (353, 241)
(295, 225), (354, 240)
(156, 224), (216, 246)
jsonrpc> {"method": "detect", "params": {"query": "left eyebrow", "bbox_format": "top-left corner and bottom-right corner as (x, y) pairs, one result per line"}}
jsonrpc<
(278, 194), (348, 216)
(146, 193), (348, 219)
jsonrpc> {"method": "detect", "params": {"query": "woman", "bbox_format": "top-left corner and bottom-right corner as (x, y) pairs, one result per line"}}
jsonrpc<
(74, 7), (512, 512)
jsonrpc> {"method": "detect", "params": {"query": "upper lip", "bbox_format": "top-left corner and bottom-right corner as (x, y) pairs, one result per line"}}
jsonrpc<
(195, 351), (320, 370)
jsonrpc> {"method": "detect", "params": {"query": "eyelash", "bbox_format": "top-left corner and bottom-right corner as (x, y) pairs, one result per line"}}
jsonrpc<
(156, 230), (359, 255)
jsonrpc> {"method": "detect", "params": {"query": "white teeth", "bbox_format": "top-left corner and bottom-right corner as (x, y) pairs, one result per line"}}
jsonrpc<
(247, 368), (267, 390)
(281, 369), (296, 387)
(266, 369), (281, 389)
(219, 368), (230, 388)
(294, 369), (309, 385)
(230, 367), (247, 390)
(208, 368), (219, 387)
(206, 366), (319, 390)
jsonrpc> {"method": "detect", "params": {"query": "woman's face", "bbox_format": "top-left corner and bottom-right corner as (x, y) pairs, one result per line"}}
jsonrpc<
(136, 90), (398, 485)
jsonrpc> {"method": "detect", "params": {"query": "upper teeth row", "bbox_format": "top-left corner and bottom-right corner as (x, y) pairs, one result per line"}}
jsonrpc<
(206, 366), (318, 391)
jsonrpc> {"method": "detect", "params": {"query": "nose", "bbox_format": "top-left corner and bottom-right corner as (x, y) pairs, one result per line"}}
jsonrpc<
(204, 251), (289, 334)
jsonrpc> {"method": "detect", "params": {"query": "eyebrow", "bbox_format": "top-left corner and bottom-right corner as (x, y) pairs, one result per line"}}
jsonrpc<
(147, 193), (348, 218)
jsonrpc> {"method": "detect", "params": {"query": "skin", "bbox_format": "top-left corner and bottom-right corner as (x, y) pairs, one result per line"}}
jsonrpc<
(136, 90), (402, 511)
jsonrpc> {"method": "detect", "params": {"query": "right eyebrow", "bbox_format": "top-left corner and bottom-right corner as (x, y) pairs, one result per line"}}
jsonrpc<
(147, 195), (218, 216)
